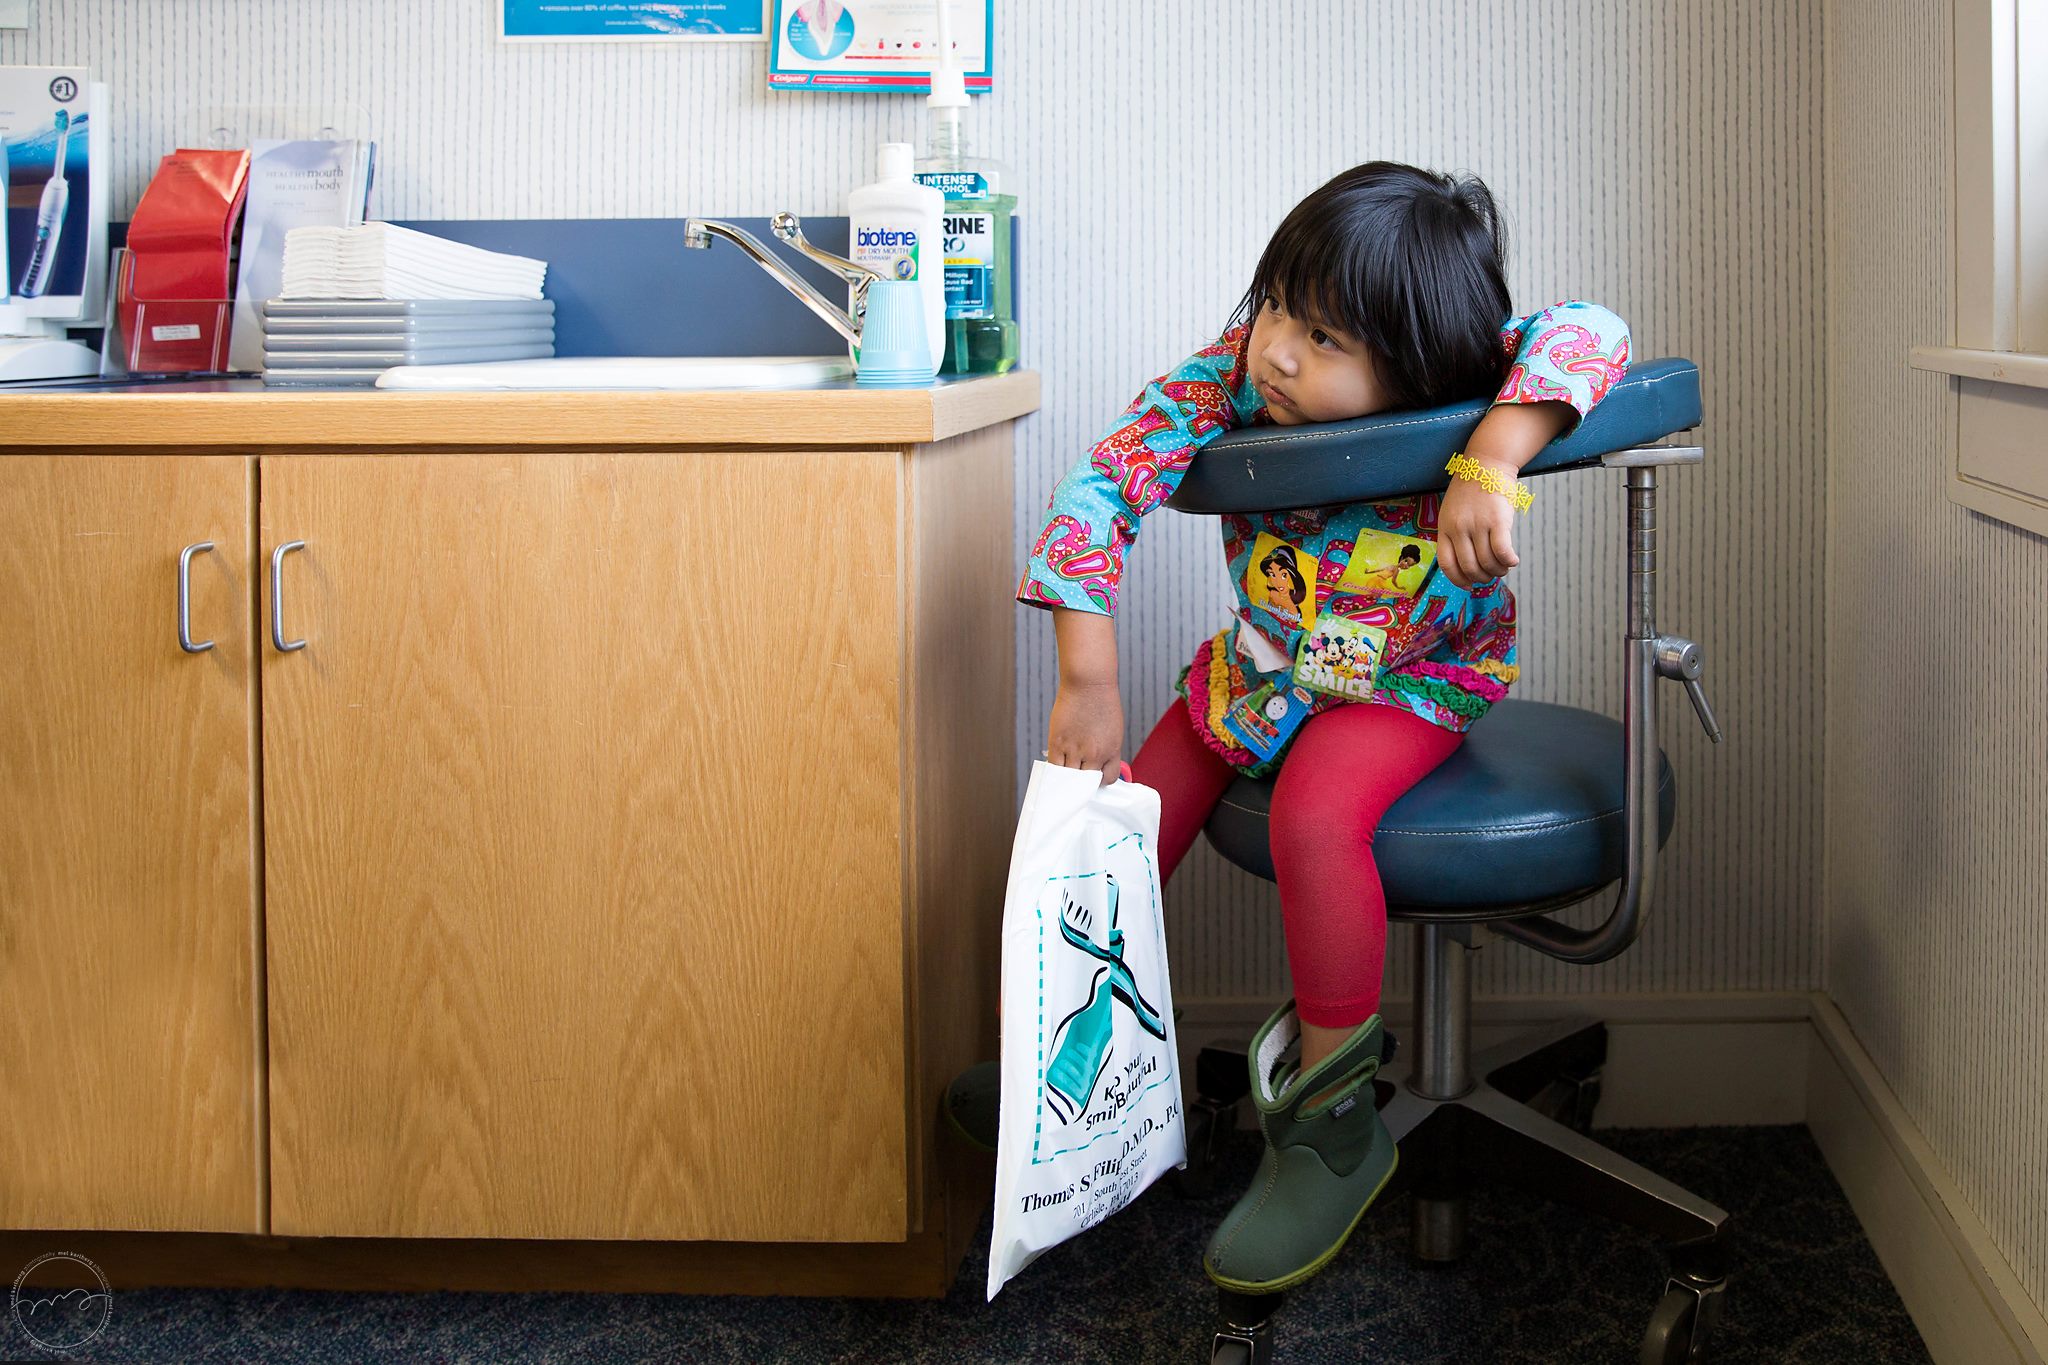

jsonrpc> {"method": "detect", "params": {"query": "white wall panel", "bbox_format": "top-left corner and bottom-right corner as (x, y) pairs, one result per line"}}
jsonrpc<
(1825, 0), (2048, 1315)
(1, 1), (1823, 1001)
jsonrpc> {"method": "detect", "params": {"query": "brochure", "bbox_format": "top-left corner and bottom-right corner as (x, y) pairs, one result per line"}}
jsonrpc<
(228, 138), (373, 372)
(769, 0), (992, 90)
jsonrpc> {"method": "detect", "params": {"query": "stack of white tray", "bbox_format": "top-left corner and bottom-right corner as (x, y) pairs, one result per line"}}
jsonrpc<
(259, 299), (556, 387)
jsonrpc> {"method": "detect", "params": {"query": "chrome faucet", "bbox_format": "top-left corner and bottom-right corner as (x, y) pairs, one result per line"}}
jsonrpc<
(681, 213), (881, 348)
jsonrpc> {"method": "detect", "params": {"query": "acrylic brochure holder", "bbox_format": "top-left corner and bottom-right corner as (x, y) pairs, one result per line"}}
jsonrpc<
(103, 104), (372, 379)
(99, 248), (233, 376)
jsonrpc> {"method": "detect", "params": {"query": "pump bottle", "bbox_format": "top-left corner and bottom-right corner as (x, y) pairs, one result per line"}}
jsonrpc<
(912, 1), (1018, 374)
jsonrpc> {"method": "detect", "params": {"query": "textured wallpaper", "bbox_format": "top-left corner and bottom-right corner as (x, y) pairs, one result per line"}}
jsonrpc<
(1824, 0), (2048, 1315)
(0, 1), (1825, 1007)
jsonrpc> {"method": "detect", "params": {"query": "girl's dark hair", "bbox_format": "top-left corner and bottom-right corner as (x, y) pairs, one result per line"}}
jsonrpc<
(1232, 161), (1513, 411)
(1259, 546), (1306, 603)
(1397, 545), (1421, 565)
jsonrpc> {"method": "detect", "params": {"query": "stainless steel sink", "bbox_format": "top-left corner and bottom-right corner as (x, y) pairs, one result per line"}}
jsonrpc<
(373, 355), (855, 391)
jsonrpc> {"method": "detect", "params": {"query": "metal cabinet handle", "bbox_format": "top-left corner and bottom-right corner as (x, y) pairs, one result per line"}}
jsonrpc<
(178, 541), (215, 653)
(270, 540), (306, 652)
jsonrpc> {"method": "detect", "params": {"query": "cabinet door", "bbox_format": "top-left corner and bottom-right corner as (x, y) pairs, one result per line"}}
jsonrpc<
(0, 455), (262, 1231)
(261, 452), (908, 1241)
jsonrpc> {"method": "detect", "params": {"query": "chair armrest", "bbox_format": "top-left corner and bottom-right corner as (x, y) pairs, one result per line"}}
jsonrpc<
(1165, 358), (1702, 515)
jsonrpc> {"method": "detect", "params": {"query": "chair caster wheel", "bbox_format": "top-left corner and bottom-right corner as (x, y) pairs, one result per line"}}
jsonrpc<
(1210, 1335), (1254, 1365)
(1171, 1096), (1238, 1199)
(1212, 1289), (1279, 1364)
(1639, 1273), (1725, 1365)
(1528, 1067), (1603, 1134)
(1562, 1068), (1603, 1135)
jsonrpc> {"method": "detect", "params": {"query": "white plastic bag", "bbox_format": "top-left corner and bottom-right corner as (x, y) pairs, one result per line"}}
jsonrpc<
(987, 760), (1185, 1300)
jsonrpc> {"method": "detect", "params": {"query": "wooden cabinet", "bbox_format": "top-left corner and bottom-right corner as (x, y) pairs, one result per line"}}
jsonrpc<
(0, 456), (264, 1232)
(260, 452), (914, 1241)
(0, 378), (1029, 1291)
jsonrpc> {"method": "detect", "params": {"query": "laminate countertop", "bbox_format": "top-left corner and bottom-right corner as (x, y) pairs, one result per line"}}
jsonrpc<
(0, 370), (1041, 450)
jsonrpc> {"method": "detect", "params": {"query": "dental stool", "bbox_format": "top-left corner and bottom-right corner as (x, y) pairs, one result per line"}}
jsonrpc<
(1166, 358), (1728, 1365)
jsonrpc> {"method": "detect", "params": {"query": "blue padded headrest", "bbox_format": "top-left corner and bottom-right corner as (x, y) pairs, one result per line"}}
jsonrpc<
(1166, 358), (1701, 515)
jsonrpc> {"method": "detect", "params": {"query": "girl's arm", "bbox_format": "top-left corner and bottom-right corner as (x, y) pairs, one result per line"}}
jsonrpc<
(1018, 326), (1252, 614)
(1020, 327), (1255, 780)
(1046, 608), (1122, 775)
(1437, 301), (1632, 588)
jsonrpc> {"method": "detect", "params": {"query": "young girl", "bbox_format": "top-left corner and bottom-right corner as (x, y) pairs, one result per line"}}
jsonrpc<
(1021, 161), (1629, 1294)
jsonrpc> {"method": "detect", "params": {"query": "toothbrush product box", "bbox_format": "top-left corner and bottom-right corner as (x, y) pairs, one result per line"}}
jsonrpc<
(0, 66), (108, 322)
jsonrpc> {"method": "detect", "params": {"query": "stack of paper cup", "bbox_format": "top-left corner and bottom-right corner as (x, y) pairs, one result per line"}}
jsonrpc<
(854, 280), (936, 388)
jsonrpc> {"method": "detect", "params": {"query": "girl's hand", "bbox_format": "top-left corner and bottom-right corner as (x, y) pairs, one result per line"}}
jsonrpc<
(1047, 679), (1124, 785)
(1437, 454), (1522, 589)
(1439, 400), (1573, 588)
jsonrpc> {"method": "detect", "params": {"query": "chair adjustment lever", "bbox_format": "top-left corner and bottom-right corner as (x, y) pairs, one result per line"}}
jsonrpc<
(1653, 635), (1723, 743)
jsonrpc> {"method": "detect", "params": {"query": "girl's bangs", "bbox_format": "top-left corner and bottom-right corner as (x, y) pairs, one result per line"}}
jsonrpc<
(1254, 217), (1381, 345)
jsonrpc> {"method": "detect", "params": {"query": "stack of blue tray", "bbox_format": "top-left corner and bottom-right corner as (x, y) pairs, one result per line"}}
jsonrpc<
(259, 299), (556, 386)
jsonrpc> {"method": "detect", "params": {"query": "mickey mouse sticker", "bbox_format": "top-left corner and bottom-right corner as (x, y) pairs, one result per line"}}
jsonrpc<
(1293, 617), (1389, 701)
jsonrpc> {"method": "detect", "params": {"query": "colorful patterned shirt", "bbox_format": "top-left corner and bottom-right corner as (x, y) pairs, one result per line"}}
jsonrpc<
(1018, 302), (1632, 776)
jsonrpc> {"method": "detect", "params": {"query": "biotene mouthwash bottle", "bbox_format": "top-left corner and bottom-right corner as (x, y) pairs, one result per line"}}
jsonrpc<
(913, 9), (1018, 376)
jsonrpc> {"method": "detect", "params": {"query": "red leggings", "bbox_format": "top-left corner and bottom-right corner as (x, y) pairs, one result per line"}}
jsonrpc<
(1131, 698), (1464, 1028)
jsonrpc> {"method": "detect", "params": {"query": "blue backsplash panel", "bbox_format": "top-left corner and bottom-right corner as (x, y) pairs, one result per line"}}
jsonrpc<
(393, 217), (854, 358)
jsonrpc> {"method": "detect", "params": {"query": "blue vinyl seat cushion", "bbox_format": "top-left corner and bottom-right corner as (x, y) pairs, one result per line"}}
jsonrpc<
(1202, 700), (1677, 915)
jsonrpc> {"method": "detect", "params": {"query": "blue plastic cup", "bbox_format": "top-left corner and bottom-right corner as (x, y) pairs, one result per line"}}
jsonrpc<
(855, 280), (935, 388)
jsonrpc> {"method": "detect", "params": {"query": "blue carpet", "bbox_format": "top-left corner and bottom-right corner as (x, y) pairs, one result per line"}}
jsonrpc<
(6, 1126), (1930, 1363)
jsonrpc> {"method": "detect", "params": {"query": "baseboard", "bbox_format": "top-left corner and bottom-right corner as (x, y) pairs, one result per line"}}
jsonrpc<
(1806, 997), (2048, 1365)
(1175, 989), (2048, 1365)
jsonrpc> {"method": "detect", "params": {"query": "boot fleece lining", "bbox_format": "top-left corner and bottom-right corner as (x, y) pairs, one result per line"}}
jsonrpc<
(1254, 1008), (1301, 1105)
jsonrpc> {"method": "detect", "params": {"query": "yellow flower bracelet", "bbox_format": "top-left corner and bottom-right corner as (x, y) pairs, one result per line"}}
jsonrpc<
(1445, 453), (1534, 512)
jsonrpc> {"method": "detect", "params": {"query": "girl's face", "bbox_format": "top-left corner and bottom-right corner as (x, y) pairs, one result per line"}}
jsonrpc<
(1249, 292), (1390, 425)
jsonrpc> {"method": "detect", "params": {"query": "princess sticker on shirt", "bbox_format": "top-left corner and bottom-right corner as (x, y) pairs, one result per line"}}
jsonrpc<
(1335, 527), (1436, 601)
(1246, 534), (1319, 633)
(1293, 617), (1389, 701)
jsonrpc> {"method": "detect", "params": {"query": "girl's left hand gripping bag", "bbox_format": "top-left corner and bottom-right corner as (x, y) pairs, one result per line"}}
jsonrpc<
(987, 760), (1186, 1301)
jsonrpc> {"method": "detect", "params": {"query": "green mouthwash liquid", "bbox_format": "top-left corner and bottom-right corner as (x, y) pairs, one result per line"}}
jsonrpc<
(916, 101), (1019, 375)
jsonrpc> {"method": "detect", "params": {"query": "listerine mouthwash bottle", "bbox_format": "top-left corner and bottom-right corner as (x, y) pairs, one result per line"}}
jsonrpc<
(913, 3), (1018, 375)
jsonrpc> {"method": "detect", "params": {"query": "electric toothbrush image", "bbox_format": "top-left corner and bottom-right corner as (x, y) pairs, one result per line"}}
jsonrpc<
(0, 68), (106, 318)
(16, 109), (71, 297)
(848, 142), (944, 376)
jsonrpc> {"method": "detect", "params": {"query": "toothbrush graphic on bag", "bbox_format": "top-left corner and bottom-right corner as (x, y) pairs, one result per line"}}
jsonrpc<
(1043, 875), (1167, 1125)
(17, 110), (72, 298)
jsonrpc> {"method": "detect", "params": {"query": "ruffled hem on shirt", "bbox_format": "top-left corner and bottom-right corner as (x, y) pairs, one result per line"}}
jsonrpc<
(1171, 627), (1507, 778)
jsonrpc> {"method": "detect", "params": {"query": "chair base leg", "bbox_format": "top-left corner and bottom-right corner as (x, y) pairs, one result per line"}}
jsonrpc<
(1372, 1053), (1728, 1259)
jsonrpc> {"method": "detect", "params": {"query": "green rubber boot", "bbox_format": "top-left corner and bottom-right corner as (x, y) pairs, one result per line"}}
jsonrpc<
(1202, 1000), (1398, 1294)
(943, 1060), (1000, 1153)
